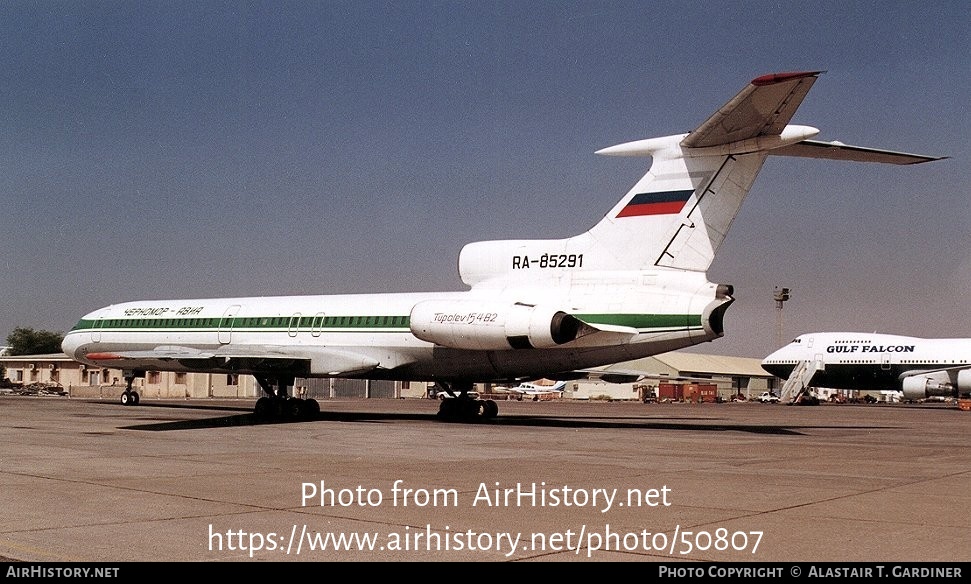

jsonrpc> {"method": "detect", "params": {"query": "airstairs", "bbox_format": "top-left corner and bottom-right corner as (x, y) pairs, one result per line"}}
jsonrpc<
(779, 359), (823, 404)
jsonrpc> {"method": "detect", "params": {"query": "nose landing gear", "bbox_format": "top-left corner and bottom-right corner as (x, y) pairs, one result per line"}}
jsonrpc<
(120, 370), (142, 406)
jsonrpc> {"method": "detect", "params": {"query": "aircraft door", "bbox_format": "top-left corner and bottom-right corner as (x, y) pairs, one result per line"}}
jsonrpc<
(288, 312), (302, 338)
(218, 305), (242, 344)
(91, 318), (103, 343)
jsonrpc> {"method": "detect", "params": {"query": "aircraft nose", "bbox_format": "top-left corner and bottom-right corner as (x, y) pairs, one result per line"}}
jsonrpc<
(761, 348), (781, 366)
(761, 346), (795, 377)
(61, 332), (82, 360)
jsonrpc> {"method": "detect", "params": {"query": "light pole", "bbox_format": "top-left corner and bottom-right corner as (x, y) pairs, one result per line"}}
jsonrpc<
(773, 286), (791, 348)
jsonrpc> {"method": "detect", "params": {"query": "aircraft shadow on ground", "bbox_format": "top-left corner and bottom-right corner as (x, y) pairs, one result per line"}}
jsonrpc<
(114, 401), (900, 436)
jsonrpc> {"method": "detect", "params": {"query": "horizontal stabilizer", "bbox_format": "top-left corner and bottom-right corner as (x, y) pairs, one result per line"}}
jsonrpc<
(773, 140), (946, 165)
(682, 71), (822, 148)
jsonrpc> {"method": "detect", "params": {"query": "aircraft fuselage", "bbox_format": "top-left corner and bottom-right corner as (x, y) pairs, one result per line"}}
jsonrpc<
(762, 333), (971, 395)
(62, 269), (730, 383)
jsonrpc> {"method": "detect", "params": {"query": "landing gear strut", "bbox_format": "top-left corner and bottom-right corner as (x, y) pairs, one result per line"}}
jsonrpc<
(436, 382), (499, 421)
(120, 370), (141, 406)
(253, 375), (319, 421)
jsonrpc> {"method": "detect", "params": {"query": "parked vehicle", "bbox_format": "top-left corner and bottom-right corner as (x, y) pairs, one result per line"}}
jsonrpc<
(757, 391), (780, 403)
(428, 385), (479, 400)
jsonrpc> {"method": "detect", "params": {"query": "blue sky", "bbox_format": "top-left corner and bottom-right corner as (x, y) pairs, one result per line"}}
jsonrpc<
(1, 1), (968, 358)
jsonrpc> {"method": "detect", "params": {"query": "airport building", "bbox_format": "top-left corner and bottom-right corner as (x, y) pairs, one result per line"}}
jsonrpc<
(560, 352), (774, 402)
(0, 353), (261, 399)
(0, 351), (775, 402)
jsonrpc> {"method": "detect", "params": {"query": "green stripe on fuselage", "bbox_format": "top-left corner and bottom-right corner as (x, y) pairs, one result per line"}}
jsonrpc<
(576, 314), (702, 329)
(69, 314), (413, 332)
(69, 313), (702, 333)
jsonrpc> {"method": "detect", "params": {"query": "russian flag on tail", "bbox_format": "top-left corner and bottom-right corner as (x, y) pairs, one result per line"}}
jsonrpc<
(616, 189), (694, 218)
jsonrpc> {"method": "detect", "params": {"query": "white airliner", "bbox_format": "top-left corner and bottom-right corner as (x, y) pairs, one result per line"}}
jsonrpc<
(763, 333), (971, 402)
(61, 71), (943, 420)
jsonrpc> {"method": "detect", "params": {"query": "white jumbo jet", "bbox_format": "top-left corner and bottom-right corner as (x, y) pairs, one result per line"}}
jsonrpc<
(763, 332), (971, 402)
(61, 71), (943, 420)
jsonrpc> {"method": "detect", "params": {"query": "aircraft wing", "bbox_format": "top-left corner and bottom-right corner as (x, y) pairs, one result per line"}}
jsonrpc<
(899, 365), (971, 378)
(549, 367), (719, 385)
(85, 345), (383, 376)
(576, 323), (640, 346)
(506, 387), (541, 395)
(772, 140), (946, 164)
(86, 346), (218, 361)
(681, 71), (822, 148)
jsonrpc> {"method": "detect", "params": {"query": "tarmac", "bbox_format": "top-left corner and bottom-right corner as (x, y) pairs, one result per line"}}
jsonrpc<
(0, 395), (969, 563)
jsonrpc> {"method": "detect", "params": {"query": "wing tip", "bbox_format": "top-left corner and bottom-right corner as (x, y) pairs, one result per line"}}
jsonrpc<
(751, 70), (824, 87)
(779, 140), (948, 165)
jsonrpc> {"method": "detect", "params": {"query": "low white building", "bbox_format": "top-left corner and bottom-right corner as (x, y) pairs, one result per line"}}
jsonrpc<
(586, 352), (775, 401)
(2, 350), (773, 402)
(0, 353), (259, 399)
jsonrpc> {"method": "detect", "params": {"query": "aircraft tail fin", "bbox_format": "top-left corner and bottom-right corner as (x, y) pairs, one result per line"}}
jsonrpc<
(458, 71), (943, 286)
(585, 71), (824, 273)
(586, 140), (769, 272)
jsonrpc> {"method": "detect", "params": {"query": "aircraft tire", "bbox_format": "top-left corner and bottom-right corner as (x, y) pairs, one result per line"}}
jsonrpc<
(483, 400), (499, 419)
(131, 391), (140, 405)
(120, 391), (132, 406)
(288, 399), (305, 419)
(465, 399), (483, 419)
(254, 397), (272, 419)
(437, 398), (456, 419)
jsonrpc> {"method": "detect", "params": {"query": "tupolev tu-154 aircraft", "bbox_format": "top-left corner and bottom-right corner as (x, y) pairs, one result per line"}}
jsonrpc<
(61, 71), (944, 421)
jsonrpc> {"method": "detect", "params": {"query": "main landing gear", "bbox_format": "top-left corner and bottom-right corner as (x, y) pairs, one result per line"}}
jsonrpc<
(436, 382), (499, 421)
(253, 375), (320, 421)
(120, 370), (140, 406)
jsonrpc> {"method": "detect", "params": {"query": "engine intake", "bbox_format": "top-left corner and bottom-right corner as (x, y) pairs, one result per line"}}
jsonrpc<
(901, 376), (954, 401)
